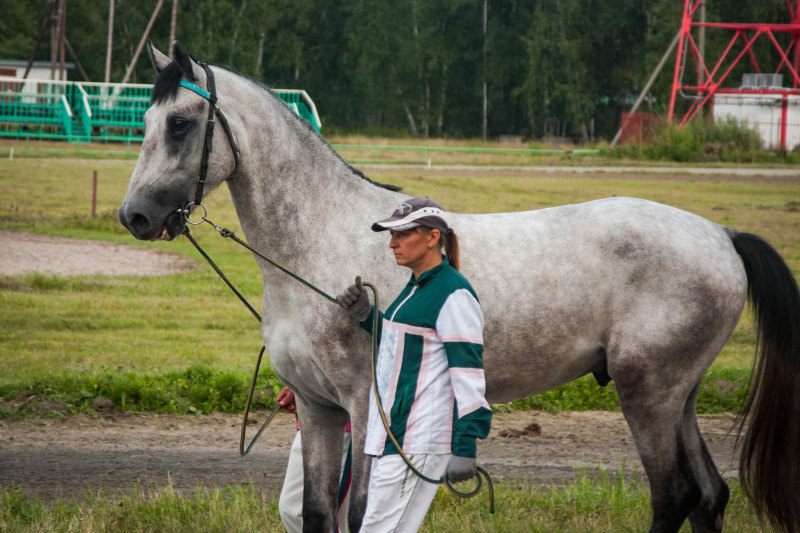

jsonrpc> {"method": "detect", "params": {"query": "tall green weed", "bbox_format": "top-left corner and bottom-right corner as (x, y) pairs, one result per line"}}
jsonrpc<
(606, 118), (800, 163)
(0, 365), (282, 418)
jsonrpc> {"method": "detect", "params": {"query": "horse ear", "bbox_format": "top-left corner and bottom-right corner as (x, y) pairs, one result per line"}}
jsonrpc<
(147, 41), (171, 74)
(171, 40), (203, 82)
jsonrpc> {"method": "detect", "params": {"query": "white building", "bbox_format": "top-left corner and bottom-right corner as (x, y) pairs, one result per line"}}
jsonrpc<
(713, 74), (800, 151)
(0, 59), (74, 81)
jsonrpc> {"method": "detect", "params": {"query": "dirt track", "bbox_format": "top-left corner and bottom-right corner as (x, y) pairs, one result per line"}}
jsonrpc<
(0, 409), (741, 502)
(0, 230), (196, 277)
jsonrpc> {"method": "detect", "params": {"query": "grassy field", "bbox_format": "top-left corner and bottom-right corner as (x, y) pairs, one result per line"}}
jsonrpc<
(1, 153), (796, 531)
(1, 156), (799, 415)
(0, 467), (774, 532)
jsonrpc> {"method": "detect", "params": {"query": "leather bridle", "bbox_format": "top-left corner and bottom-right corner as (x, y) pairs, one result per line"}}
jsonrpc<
(176, 62), (241, 219)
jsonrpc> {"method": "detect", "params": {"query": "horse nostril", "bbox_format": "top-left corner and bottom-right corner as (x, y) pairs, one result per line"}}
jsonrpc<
(130, 212), (151, 233)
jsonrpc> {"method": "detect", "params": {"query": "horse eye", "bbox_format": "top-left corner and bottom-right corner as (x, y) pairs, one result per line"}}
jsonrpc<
(168, 116), (190, 134)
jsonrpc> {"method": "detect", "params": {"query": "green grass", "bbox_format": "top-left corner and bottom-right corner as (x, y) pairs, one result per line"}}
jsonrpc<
(0, 466), (773, 532)
(1, 157), (799, 416)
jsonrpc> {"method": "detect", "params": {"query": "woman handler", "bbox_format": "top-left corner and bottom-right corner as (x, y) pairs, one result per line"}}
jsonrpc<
(337, 197), (492, 532)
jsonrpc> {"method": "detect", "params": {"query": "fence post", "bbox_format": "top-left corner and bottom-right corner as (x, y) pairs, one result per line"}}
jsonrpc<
(91, 170), (98, 218)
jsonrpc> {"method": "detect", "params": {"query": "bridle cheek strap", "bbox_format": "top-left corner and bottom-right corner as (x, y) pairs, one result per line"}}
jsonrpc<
(178, 63), (241, 209)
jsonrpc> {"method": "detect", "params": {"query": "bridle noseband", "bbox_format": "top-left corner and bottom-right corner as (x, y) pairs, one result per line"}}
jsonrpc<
(176, 62), (241, 220)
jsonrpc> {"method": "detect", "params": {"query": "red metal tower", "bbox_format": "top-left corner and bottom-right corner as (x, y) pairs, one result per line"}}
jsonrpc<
(668, 0), (800, 150)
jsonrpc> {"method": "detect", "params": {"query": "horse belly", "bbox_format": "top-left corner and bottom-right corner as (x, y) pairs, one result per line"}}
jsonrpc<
(453, 197), (746, 405)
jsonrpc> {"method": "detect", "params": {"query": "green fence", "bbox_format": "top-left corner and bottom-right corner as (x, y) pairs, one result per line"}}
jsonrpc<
(0, 78), (321, 142)
(79, 82), (153, 141)
(0, 78), (76, 140)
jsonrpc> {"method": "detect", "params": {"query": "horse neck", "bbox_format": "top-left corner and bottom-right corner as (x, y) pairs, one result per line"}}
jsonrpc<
(221, 78), (402, 269)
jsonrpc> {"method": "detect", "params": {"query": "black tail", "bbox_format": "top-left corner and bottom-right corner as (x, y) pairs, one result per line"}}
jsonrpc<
(731, 231), (800, 533)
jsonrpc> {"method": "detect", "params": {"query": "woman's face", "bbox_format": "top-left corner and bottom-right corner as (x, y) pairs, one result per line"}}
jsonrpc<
(389, 227), (441, 275)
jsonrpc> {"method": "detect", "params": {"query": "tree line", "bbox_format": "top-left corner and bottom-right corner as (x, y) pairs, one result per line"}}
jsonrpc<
(0, 0), (792, 140)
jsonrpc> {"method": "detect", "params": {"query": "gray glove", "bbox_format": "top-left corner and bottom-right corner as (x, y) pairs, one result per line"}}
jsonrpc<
(446, 455), (477, 483)
(336, 276), (371, 322)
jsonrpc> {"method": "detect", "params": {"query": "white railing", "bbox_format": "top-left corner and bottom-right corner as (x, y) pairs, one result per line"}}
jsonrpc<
(59, 94), (72, 118)
(76, 83), (92, 118)
(274, 89), (322, 129)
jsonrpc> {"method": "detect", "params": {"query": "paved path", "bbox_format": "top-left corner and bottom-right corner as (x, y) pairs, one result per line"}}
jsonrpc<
(362, 163), (800, 177)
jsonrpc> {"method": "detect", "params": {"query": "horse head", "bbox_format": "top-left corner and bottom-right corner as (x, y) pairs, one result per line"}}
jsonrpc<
(119, 41), (239, 241)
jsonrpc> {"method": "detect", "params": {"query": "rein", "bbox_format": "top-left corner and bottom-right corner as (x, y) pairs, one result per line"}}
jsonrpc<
(182, 215), (494, 513)
(173, 60), (493, 512)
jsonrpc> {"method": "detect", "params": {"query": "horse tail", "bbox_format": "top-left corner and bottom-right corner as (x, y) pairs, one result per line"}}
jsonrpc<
(730, 230), (800, 533)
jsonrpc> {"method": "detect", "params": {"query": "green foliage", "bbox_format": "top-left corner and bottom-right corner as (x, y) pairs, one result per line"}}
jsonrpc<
(493, 369), (750, 414)
(0, 364), (281, 417)
(0, 1), (795, 140)
(607, 118), (771, 163)
(0, 366), (751, 418)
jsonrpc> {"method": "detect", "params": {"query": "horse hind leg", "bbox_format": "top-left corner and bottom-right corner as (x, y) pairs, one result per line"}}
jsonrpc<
(683, 382), (729, 532)
(617, 387), (701, 532)
(611, 346), (726, 532)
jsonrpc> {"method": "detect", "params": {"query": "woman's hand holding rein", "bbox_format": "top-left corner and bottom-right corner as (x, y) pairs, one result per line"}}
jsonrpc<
(446, 455), (477, 483)
(336, 276), (372, 322)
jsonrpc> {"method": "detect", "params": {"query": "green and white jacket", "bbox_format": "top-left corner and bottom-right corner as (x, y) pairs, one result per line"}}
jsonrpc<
(361, 258), (492, 458)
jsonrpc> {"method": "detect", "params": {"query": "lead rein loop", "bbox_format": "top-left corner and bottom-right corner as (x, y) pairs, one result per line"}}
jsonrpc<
(183, 219), (494, 513)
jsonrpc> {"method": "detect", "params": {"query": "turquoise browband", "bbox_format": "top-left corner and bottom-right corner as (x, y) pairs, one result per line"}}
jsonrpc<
(179, 79), (212, 101)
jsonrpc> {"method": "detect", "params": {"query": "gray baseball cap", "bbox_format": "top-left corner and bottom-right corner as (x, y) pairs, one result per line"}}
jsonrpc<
(371, 197), (451, 233)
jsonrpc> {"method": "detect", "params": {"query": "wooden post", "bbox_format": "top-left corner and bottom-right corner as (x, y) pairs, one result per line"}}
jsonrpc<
(169, 0), (179, 57)
(104, 0), (115, 84)
(58, 0), (67, 81)
(611, 31), (681, 147)
(92, 170), (98, 218)
(64, 36), (90, 81)
(120, 0), (164, 84)
(22, 0), (58, 81)
(481, 0), (488, 140)
(50, 0), (62, 79)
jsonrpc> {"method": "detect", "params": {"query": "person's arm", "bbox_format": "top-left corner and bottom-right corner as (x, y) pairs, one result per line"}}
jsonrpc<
(358, 305), (384, 339)
(437, 289), (492, 459)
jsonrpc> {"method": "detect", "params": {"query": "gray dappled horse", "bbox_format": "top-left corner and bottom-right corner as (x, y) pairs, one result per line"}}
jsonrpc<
(119, 41), (800, 533)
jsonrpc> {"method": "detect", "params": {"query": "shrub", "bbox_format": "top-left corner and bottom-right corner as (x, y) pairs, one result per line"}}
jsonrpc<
(606, 117), (774, 163)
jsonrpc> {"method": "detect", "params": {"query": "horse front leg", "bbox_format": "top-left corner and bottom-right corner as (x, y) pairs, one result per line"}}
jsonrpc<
(296, 398), (349, 532)
(345, 410), (370, 532)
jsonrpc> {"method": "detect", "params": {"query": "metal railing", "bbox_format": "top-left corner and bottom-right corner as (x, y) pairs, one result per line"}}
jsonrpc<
(272, 89), (322, 131)
(0, 77), (322, 141)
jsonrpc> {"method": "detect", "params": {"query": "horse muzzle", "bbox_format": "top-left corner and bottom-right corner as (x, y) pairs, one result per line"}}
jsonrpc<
(118, 202), (186, 242)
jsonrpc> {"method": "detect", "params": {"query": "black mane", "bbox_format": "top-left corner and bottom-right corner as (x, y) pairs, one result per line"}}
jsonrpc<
(150, 61), (401, 192)
(150, 61), (184, 105)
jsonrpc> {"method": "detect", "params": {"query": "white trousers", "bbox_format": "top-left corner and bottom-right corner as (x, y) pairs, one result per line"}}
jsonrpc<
(360, 453), (450, 533)
(279, 430), (353, 533)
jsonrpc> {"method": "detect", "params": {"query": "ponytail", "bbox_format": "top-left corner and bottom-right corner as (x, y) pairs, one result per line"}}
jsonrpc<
(420, 226), (461, 271)
(443, 231), (460, 271)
